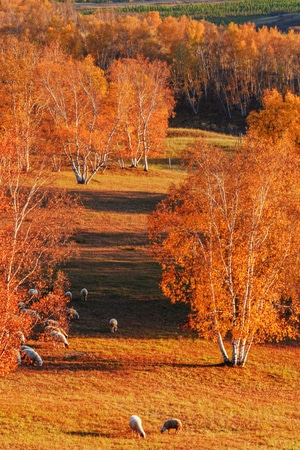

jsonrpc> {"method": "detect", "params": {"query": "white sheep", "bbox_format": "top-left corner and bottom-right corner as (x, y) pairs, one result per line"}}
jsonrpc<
(28, 288), (38, 297)
(65, 291), (72, 301)
(18, 301), (26, 310)
(109, 318), (118, 333)
(50, 330), (69, 348)
(20, 308), (41, 321)
(80, 288), (88, 301)
(20, 345), (43, 367)
(44, 319), (59, 327)
(67, 307), (79, 319)
(44, 325), (68, 338)
(129, 415), (146, 438)
(160, 418), (182, 434)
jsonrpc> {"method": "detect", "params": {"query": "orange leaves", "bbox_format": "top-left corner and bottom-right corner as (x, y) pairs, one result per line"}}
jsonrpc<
(247, 89), (300, 144)
(149, 137), (300, 365)
(108, 55), (175, 170)
(0, 37), (43, 172)
(37, 46), (110, 183)
(0, 158), (80, 372)
(35, 47), (175, 182)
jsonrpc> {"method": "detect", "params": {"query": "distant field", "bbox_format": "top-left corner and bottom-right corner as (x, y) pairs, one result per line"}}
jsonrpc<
(1, 129), (299, 449)
(74, 0), (300, 30)
(253, 12), (300, 31)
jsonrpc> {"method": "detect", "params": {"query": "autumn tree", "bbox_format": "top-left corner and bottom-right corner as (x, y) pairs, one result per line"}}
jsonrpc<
(108, 56), (175, 171)
(38, 47), (109, 184)
(0, 36), (44, 172)
(149, 137), (300, 366)
(247, 88), (300, 144)
(0, 131), (80, 374)
(105, 59), (137, 168)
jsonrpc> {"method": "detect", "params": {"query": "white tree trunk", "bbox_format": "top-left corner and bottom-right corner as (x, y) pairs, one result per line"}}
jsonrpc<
(217, 332), (230, 365)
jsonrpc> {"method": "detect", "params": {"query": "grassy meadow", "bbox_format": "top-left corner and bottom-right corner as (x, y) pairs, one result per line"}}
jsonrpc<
(1, 129), (299, 450)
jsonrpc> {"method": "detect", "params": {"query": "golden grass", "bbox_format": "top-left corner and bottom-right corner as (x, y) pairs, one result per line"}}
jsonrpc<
(1, 338), (299, 449)
(167, 127), (240, 151)
(1, 129), (299, 449)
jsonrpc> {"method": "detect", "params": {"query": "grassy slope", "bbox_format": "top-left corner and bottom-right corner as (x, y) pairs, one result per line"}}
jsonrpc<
(1, 130), (299, 450)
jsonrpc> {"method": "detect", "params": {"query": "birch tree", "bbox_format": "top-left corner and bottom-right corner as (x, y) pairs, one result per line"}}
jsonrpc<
(38, 48), (109, 184)
(109, 56), (175, 171)
(149, 137), (300, 366)
(0, 37), (43, 172)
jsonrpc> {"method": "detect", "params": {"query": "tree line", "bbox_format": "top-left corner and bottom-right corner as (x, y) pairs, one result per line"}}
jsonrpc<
(1, 1), (300, 130)
(0, 38), (174, 180)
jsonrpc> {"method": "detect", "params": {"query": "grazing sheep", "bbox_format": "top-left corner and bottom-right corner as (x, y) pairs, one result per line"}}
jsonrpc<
(50, 330), (69, 348)
(18, 301), (26, 310)
(44, 319), (59, 327)
(65, 291), (72, 301)
(109, 318), (118, 333)
(44, 326), (68, 338)
(20, 308), (41, 321)
(80, 288), (88, 301)
(160, 418), (182, 434)
(20, 345), (43, 367)
(129, 415), (146, 438)
(67, 307), (79, 319)
(28, 288), (38, 297)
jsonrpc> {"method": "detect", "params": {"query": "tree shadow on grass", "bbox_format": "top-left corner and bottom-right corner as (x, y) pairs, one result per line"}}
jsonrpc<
(64, 431), (109, 438)
(74, 190), (166, 214)
(72, 231), (149, 248)
(42, 358), (123, 372)
(40, 357), (224, 372)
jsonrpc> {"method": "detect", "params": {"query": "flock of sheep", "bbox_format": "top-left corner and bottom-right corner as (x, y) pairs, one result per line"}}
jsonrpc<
(17, 288), (183, 439)
(129, 415), (182, 438)
(16, 287), (118, 368)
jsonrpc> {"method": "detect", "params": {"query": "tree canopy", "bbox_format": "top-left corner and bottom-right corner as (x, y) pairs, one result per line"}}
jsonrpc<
(149, 132), (300, 366)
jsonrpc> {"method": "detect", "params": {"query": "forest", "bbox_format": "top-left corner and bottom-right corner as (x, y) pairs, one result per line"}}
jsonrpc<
(1, 1), (300, 132)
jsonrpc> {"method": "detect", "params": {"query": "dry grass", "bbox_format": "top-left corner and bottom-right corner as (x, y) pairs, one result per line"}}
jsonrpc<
(166, 127), (239, 157)
(1, 130), (299, 449)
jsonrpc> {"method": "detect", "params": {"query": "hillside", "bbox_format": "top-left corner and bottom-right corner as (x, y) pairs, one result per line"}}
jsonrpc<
(2, 136), (300, 448)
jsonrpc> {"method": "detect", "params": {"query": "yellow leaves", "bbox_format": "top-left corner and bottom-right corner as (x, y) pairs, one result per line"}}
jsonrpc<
(187, 20), (204, 46)
(247, 89), (300, 144)
(149, 132), (300, 353)
(81, 55), (108, 96)
(108, 55), (174, 165)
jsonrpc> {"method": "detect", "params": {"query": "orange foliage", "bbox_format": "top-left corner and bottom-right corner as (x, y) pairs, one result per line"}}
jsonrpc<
(0, 136), (80, 374)
(247, 89), (300, 143)
(149, 137), (300, 366)
(108, 55), (175, 170)
(37, 46), (109, 184)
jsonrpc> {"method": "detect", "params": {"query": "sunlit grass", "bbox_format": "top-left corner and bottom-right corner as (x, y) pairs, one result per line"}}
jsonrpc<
(2, 338), (300, 449)
(167, 127), (240, 148)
